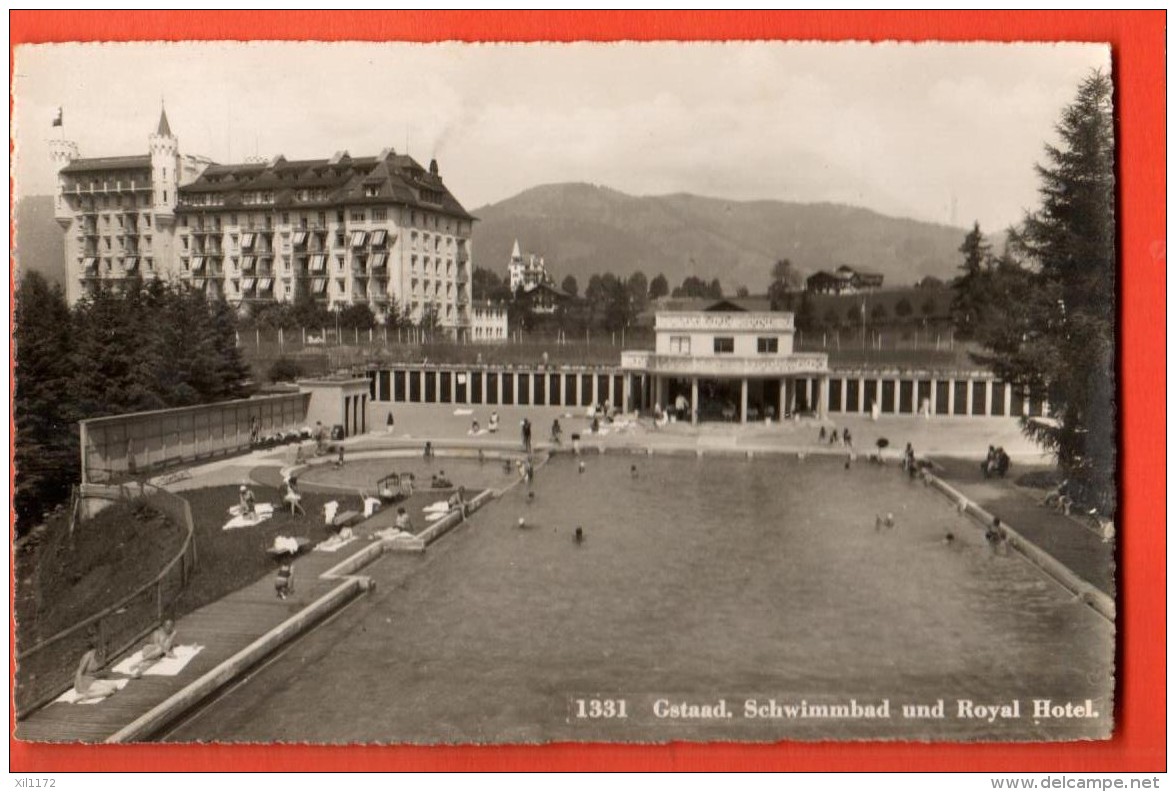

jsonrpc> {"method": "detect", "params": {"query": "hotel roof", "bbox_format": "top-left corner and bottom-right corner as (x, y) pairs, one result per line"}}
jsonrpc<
(178, 150), (474, 220)
(60, 155), (152, 174)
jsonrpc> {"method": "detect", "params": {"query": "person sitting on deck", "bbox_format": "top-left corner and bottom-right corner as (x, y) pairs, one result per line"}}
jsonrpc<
(985, 517), (1008, 552)
(994, 447), (1011, 478)
(394, 506), (413, 533)
(1042, 480), (1073, 515)
(469, 419), (481, 435)
(842, 428), (853, 448)
(591, 416), (600, 434)
(982, 446), (997, 478)
(75, 643), (121, 702)
(551, 419), (563, 445)
(448, 486), (469, 518)
(239, 485), (257, 518)
(431, 470), (453, 489)
(127, 619), (178, 678)
(335, 444), (346, 468)
(488, 412), (500, 433)
(275, 562), (295, 599)
(829, 429), (839, 445)
(423, 441), (434, 458)
(819, 426), (827, 442)
(630, 464), (638, 479)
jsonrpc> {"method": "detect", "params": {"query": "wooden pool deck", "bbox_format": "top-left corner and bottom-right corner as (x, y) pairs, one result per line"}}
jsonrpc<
(15, 530), (381, 743)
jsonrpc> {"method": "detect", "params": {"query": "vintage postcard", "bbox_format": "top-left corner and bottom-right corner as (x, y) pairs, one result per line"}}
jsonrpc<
(10, 31), (1128, 760)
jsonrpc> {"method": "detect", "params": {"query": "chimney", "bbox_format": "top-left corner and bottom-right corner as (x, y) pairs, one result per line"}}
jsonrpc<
(429, 158), (439, 177)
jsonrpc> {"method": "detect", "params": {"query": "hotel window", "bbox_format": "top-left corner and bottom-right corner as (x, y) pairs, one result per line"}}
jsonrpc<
(335, 232), (346, 248)
(669, 336), (691, 355)
(350, 210), (366, 223)
(372, 208), (387, 221)
(757, 337), (779, 354)
(336, 210), (345, 223)
(364, 185), (380, 198)
(282, 213), (290, 225)
(713, 337), (735, 354)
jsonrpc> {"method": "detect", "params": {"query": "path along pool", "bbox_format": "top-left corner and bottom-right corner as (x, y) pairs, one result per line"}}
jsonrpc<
(168, 453), (1113, 743)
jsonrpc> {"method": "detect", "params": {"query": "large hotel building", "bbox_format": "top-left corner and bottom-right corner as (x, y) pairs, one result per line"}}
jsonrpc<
(51, 108), (477, 338)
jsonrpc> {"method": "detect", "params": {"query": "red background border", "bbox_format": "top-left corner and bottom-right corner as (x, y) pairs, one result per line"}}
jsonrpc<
(9, 10), (1165, 773)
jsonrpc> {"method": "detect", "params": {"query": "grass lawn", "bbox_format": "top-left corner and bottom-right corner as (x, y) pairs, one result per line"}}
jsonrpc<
(169, 485), (365, 617)
(14, 499), (184, 648)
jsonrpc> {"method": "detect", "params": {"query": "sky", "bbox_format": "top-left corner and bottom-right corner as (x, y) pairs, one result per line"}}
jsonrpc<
(12, 41), (1109, 231)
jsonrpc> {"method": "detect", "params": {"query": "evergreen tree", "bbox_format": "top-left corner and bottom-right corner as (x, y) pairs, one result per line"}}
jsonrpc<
(561, 274), (579, 298)
(625, 271), (649, 316)
(950, 221), (992, 338)
(975, 71), (1116, 513)
(648, 273), (669, 300)
(895, 297), (914, 319)
(768, 258), (802, 310)
(14, 273), (77, 531)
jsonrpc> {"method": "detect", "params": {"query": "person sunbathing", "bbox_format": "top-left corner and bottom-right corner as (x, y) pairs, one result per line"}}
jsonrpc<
(431, 470), (454, 489)
(74, 643), (120, 702)
(127, 619), (178, 678)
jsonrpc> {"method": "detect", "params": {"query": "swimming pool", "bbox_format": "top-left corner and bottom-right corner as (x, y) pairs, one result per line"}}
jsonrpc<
(167, 453), (1113, 743)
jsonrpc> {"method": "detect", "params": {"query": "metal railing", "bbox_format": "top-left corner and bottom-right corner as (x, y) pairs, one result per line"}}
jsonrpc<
(14, 482), (198, 719)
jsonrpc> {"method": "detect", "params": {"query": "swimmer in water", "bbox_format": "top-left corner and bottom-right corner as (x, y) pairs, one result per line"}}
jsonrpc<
(527, 491), (535, 504)
(574, 526), (584, 544)
(630, 464), (638, 478)
(518, 517), (526, 529)
(578, 461), (586, 474)
(943, 531), (956, 544)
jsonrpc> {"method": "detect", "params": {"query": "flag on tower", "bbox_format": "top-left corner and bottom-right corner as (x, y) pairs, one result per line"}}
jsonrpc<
(52, 107), (63, 127)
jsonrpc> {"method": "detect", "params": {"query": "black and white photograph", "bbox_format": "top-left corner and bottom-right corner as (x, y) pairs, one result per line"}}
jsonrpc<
(12, 39), (1117, 746)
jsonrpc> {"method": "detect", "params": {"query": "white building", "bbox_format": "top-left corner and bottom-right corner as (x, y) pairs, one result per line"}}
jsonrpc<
(470, 300), (509, 342)
(507, 239), (551, 293)
(621, 298), (830, 423)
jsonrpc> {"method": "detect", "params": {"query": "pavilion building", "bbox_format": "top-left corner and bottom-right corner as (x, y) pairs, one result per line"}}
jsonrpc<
(620, 298), (832, 423)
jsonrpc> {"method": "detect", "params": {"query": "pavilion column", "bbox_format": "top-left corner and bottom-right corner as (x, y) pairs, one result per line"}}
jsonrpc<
(985, 380), (994, 417)
(820, 376), (830, 419)
(858, 376), (866, 414)
(874, 379), (883, 414)
(592, 373), (600, 406)
(1003, 383), (1012, 415)
(623, 375), (632, 413)
(929, 377), (938, 415)
(778, 379), (787, 420)
(450, 371), (457, 403)
(740, 378), (749, 423)
(965, 377), (975, 416)
(690, 377), (699, 426)
(497, 371), (504, 405)
(947, 379), (956, 415)
(530, 371), (537, 405)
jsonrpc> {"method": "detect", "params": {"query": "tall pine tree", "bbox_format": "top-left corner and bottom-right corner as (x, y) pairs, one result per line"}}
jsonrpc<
(976, 71), (1116, 513)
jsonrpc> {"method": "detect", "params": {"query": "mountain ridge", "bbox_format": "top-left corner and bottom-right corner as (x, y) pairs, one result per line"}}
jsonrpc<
(471, 183), (970, 291)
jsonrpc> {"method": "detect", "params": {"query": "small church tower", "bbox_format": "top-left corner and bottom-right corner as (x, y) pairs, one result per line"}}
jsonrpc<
(149, 104), (179, 225)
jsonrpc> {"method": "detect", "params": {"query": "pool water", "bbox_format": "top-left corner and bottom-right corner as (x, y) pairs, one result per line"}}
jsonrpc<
(168, 454), (1113, 744)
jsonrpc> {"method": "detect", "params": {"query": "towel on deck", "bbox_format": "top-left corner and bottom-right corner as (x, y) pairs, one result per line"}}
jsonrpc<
(315, 534), (358, 553)
(363, 497), (382, 518)
(112, 645), (204, 677)
(453, 408), (474, 416)
(223, 503), (275, 531)
(54, 678), (130, 704)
